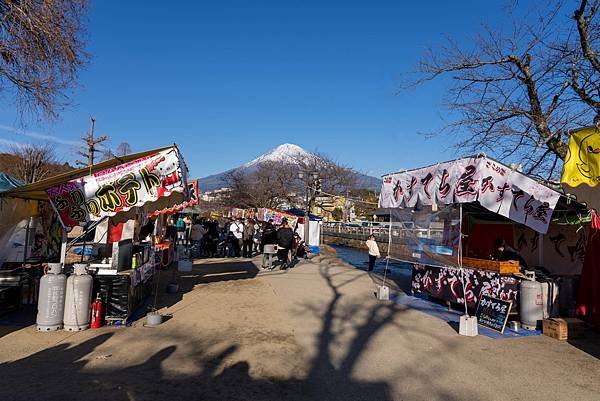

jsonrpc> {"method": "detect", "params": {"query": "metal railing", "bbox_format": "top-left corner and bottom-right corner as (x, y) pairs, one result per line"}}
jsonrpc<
(322, 222), (443, 240)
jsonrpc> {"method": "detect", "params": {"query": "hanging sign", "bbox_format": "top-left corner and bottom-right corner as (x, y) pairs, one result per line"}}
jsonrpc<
(47, 147), (188, 230)
(561, 126), (600, 211)
(379, 156), (560, 234)
(562, 126), (600, 188)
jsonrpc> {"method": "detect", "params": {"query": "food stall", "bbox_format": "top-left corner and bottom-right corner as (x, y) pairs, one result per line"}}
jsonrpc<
(148, 179), (199, 265)
(378, 155), (590, 319)
(0, 145), (191, 325)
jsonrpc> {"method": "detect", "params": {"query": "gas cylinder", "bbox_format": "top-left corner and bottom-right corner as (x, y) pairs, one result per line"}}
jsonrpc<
(90, 293), (103, 329)
(520, 279), (544, 330)
(36, 263), (67, 331)
(63, 264), (93, 331)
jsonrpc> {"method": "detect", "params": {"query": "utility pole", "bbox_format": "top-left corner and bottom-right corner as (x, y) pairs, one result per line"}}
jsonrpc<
(76, 117), (108, 167)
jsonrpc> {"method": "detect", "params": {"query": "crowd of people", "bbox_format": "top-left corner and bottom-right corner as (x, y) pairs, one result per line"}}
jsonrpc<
(165, 214), (309, 270)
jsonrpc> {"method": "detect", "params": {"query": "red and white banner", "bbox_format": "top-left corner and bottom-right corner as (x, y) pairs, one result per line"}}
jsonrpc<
(379, 157), (560, 234)
(47, 147), (189, 230)
(147, 180), (199, 218)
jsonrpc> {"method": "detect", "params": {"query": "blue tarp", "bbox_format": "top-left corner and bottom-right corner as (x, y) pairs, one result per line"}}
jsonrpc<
(285, 208), (322, 221)
(0, 173), (23, 192)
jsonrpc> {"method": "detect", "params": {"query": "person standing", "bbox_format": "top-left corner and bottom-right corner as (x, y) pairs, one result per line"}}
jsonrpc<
(190, 219), (206, 258)
(229, 218), (244, 257)
(276, 218), (294, 269)
(176, 215), (186, 246)
(253, 220), (262, 254)
(242, 218), (255, 257)
(365, 234), (380, 272)
(260, 220), (276, 253)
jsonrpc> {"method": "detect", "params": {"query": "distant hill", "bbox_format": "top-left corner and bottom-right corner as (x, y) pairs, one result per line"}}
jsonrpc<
(198, 144), (381, 193)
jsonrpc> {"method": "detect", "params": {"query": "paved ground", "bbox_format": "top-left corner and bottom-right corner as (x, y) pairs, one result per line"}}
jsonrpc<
(1, 251), (599, 401)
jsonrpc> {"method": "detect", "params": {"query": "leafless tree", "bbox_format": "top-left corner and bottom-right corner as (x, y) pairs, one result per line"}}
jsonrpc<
(294, 151), (357, 197)
(224, 159), (298, 209)
(115, 142), (132, 157)
(571, 0), (600, 121)
(223, 151), (358, 209)
(10, 143), (56, 184)
(0, 0), (89, 121)
(99, 148), (115, 162)
(75, 118), (108, 166)
(406, 0), (598, 178)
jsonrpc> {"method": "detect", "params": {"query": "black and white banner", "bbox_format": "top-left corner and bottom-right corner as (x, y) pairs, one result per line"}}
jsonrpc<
(379, 157), (560, 234)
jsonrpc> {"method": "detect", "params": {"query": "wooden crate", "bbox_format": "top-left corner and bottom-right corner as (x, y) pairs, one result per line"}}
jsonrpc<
(461, 257), (520, 274)
(543, 318), (585, 341)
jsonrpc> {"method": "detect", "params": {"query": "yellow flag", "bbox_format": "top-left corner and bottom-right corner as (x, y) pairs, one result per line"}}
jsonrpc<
(561, 126), (600, 187)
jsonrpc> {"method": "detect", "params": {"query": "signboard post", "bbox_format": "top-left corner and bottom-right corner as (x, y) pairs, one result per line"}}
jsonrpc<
(475, 295), (512, 333)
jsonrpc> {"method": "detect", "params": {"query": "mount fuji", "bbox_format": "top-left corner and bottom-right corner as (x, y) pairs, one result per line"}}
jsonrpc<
(198, 143), (380, 192)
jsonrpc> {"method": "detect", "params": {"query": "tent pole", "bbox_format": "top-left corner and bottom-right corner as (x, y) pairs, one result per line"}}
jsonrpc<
(458, 203), (468, 316)
(60, 229), (68, 265)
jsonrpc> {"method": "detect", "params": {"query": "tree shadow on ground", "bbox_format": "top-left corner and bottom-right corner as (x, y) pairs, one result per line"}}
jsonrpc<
(0, 259), (476, 401)
(293, 263), (475, 401)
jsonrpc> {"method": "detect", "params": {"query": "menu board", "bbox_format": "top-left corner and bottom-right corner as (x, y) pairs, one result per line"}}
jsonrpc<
(475, 295), (512, 333)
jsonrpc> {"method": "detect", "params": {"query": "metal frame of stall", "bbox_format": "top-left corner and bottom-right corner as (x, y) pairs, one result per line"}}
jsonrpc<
(0, 145), (191, 326)
(378, 155), (590, 323)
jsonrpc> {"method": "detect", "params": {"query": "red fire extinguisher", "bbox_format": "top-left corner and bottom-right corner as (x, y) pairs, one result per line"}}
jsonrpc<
(90, 293), (103, 329)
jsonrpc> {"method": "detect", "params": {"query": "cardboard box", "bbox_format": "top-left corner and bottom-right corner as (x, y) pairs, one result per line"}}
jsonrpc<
(543, 318), (585, 341)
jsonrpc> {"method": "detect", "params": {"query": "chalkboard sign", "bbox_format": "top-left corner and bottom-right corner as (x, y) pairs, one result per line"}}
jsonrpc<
(475, 295), (512, 333)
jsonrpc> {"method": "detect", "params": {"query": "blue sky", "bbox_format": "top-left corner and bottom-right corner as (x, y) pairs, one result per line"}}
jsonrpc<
(0, 1), (508, 178)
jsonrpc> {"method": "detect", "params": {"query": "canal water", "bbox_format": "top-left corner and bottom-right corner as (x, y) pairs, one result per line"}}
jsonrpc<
(330, 245), (413, 292)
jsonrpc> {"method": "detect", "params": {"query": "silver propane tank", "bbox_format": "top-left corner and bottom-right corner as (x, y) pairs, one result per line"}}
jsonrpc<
(63, 264), (93, 331)
(520, 279), (544, 330)
(36, 263), (67, 331)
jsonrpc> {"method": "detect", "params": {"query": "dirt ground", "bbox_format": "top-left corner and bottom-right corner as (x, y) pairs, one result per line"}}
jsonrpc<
(1, 252), (599, 401)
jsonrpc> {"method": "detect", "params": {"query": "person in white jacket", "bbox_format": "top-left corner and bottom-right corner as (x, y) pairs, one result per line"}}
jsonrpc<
(365, 234), (380, 272)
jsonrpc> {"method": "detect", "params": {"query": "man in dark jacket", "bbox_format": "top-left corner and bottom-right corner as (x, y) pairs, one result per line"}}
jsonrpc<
(276, 218), (294, 269)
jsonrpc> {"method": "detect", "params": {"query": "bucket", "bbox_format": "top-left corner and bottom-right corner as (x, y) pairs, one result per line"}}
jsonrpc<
(145, 311), (163, 326)
(508, 321), (521, 331)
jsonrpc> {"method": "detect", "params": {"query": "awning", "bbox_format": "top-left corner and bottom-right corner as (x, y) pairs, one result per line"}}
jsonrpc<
(1, 145), (190, 231)
(285, 208), (322, 221)
(379, 155), (562, 234)
(0, 146), (173, 201)
(148, 180), (199, 218)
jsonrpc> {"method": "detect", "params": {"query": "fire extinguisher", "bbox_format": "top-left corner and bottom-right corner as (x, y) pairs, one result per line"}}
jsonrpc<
(90, 293), (103, 329)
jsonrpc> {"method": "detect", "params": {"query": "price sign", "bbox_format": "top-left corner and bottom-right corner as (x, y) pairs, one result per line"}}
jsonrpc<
(475, 295), (512, 333)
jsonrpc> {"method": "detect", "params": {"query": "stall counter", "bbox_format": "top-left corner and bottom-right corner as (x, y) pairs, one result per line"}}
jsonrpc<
(411, 263), (521, 309)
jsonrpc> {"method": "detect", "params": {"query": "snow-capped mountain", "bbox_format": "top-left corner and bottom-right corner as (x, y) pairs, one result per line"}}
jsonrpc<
(198, 143), (380, 192)
(242, 143), (315, 168)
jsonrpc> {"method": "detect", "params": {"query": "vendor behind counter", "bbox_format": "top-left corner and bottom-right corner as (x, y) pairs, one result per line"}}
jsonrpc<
(491, 238), (528, 269)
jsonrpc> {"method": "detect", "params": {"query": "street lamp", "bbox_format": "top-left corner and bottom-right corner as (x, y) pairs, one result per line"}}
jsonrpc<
(297, 170), (321, 246)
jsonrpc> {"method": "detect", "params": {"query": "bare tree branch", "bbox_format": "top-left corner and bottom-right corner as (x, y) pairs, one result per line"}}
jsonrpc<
(9, 143), (56, 184)
(0, 0), (89, 121)
(405, 0), (598, 177)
